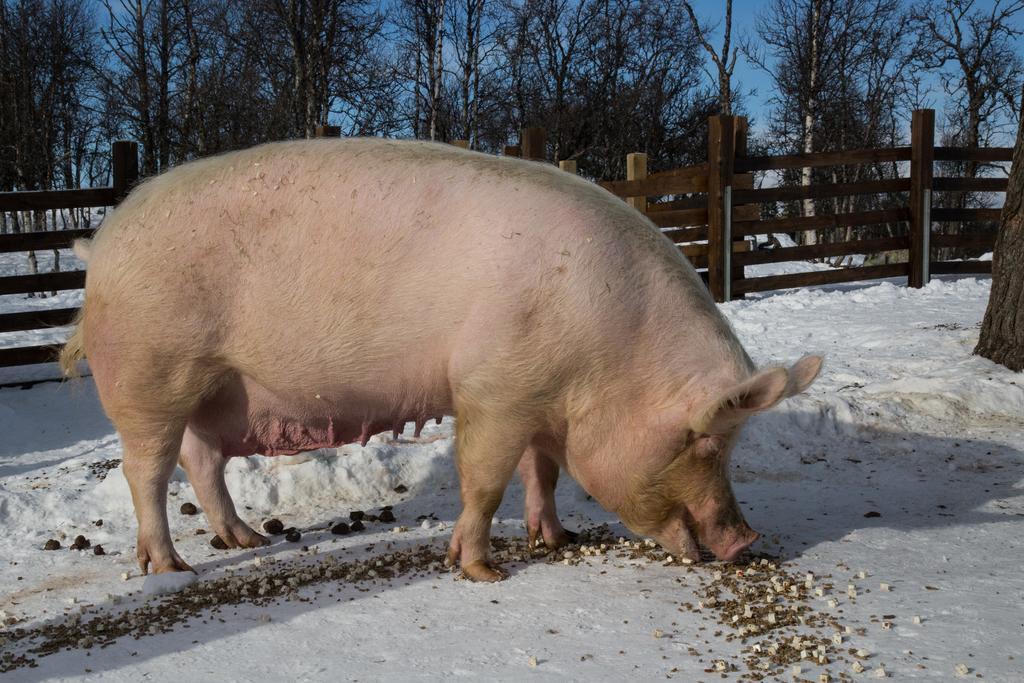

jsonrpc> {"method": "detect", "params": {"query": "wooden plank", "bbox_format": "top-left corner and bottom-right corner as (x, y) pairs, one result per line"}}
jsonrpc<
(0, 344), (62, 367)
(909, 109), (935, 288)
(0, 187), (116, 211)
(732, 208), (910, 237)
(735, 147), (912, 172)
(503, 145), (521, 157)
(0, 270), (86, 296)
(733, 263), (910, 295)
(111, 141), (139, 201)
(679, 241), (748, 259)
(646, 208), (708, 228)
(599, 171), (708, 198)
(732, 178), (910, 204)
(930, 233), (997, 249)
(648, 163), (708, 180)
(314, 125), (341, 137)
(626, 153), (648, 212)
(521, 127), (546, 161)
(0, 307), (79, 333)
(646, 196), (706, 212)
(686, 252), (708, 269)
(930, 260), (992, 275)
(734, 204), (760, 221)
(0, 228), (95, 254)
(934, 147), (1014, 162)
(734, 237), (909, 267)
(931, 208), (1002, 222)
(558, 159), (577, 174)
(932, 177), (1008, 192)
(706, 115), (734, 302)
(661, 226), (708, 243)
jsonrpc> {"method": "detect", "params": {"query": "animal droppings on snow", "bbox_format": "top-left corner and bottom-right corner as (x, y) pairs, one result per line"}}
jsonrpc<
(141, 571), (199, 596)
(179, 502), (198, 516)
(262, 519), (284, 535)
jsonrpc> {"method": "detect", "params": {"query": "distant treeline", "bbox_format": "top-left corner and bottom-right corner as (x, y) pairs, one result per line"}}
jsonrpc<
(0, 0), (1021, 193)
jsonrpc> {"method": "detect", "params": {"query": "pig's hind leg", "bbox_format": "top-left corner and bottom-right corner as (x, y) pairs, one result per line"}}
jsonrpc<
(179, 426), (268, 549)
(518, 446), (577, 550)
(118, 422), (195, 575)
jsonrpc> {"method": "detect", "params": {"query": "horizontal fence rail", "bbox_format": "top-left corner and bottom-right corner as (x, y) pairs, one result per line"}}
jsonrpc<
(0, 141), (137, 370)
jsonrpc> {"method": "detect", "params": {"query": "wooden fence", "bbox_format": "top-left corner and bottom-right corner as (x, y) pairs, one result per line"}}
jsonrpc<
(0, 112), (1013, 371)
(0, 141), (138, 369)
(543, 110), (1011, 302)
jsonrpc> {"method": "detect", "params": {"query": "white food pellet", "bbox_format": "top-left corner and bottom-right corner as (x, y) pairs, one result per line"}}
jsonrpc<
(815, 587), (825, 597)
(856, 649), (870, 658)
(881, 621), (892, 630)
(681, 558), (694, 565)
(847, 584), (858, 597)
(852, 661), (865, 674)
(714, 570), (723, 580)
(744, 605), (753, 618)
(767, 613), (777, 624)
(527, 655), (538, 668)
(872, 665), (887, 678)
(832, 632), (843, 645)
(800, 649), (809, 660)
(913, 615), (922, 624)
(954, 663), (970, 676)
(819, 674), (830, 683)
(120, 572), (130, 582)
(858, 570), (867, 579)
(879, 582), (891, 592)
(827, 599), (838, 608)
(791, 664), (802, 676)
(714, 660), (727, 672)
(653, 629), (664, 639)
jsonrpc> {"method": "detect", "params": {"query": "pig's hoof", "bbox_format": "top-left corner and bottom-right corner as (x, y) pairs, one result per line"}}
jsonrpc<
(461, 560), (507, 583)
(528, 525), (578, 551)
(138, 546), (195, 575)
(215, 521), (269, 549)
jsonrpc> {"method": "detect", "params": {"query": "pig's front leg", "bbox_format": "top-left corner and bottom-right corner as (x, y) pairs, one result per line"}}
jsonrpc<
(447, 405), (532, 582)
(178, 426), (268, 549)
(518, 445), (577, 550)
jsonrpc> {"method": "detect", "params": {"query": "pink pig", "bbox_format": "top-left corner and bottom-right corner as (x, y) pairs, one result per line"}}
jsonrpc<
(62, 139), (821, 581)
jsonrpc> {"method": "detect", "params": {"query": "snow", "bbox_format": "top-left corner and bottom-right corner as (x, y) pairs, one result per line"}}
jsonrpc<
(1, 273), (1023, 681)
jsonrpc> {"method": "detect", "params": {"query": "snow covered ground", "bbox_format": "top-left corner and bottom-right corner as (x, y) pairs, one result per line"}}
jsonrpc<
(0, 272), (1022, 681)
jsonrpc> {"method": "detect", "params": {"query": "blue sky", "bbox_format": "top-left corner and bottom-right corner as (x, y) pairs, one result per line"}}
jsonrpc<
(685, 0), (1024, 142)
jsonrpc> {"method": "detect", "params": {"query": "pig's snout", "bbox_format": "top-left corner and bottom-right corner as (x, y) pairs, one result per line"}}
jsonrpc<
(710, 527), (760, 562)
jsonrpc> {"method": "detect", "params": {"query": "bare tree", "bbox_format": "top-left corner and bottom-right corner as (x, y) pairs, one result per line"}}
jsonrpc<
(976, 91), (1024, 370)
(682, 0), (737, 116)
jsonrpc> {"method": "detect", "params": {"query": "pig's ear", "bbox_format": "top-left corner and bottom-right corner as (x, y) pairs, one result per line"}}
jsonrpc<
(785, 355), (823, 398)
(693, 367), (789, 435)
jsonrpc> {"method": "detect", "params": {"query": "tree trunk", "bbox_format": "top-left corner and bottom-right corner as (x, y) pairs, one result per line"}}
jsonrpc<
(800, 0), (820, 246)
(975, 111), (1024, 371)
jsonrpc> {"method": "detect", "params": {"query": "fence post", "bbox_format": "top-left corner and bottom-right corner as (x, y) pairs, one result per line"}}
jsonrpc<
(315, 125), (341, 137)
(732, 116), (749, 297)
(111, 140), (139, 202)
(909, 109), (935, 288)
(707, 115), (735, 303)
(520, 127), (547, 161)
(559, 159), (577, 174)
(503, 144), (521, 158)
(626, 153), (648, 212)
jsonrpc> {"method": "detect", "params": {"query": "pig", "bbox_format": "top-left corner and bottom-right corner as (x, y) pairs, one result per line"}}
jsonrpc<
(60, 138), (821, 582)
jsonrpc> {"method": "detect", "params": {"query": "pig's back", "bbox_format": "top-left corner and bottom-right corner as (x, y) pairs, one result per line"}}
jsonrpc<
(85, 138), (706, 401)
